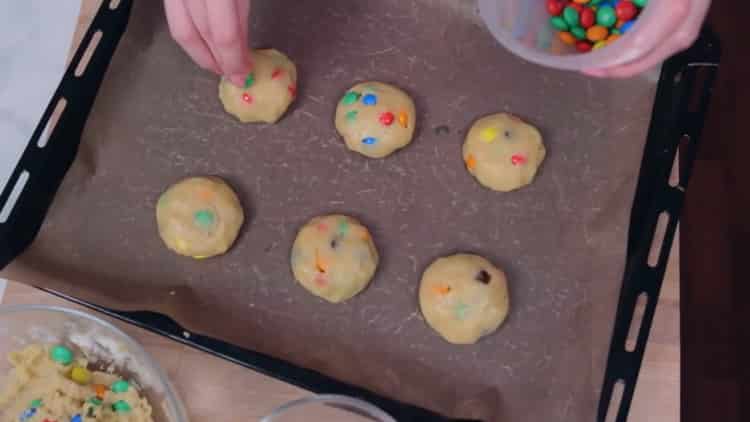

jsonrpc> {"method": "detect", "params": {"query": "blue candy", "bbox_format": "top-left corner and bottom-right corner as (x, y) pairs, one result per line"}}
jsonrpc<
(71, 414), (82, 422)
(19, 408), (36, 422)
(362, 94), (377, 106)
(620, 20), (634, 34)
(362, 137), (377, 145)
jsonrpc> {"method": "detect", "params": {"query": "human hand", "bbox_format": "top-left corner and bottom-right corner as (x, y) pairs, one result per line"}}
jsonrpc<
(584, 0), (711, 78)
(164, 0), (252, 87)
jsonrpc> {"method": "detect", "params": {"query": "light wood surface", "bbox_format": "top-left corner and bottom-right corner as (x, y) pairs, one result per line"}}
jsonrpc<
(0, 1), (680, 420)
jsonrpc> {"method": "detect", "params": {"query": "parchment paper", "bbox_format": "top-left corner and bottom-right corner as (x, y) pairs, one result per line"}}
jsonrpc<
(4, 1), (657, 420)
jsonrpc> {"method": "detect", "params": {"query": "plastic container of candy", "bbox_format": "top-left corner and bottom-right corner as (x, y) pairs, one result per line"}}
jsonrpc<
(0, 305), (189, 422)
(478, 0), (665, 71)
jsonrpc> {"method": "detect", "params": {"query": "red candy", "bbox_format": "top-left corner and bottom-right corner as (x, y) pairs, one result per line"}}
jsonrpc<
(511, 154), (527, 166)
(575, 40), (592, 52)
(379, 112), (395, 126)
(568, 3), (583, 12)
(242, 93), (252, 103)
(546, 0), (566, 16)
(580, 7), (595, 28)
(271, 68), (283, 79)
(288, 85), (297, 97)
(615, 1), (638, 21)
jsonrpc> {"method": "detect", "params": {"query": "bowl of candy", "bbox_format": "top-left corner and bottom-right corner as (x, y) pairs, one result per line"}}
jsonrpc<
(478, 0), (662, 71)
(0, 305), (188, 422)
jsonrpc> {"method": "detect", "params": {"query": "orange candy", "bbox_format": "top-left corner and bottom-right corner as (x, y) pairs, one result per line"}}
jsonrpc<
(433, 285), (452, 295)
(558, 31), (576, 45)
(398, 111), (409, 128)
(93, 384), (107, 399)
(572, 0), (590, 3)
(465, 154), (477, 170)
(607, 33), (621, 43)
(586, 25), (609, 42)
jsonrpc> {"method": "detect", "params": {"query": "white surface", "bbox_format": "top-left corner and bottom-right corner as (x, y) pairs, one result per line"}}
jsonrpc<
(0, 1), (81, 194)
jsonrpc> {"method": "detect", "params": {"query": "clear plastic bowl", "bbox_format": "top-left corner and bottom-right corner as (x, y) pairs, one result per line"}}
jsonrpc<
(261, 395), (397, 422)
(478, 0), (663, 71)
(0, 305), (189, 422)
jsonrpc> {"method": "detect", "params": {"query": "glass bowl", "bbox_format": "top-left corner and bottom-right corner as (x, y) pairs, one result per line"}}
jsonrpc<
(0, 305), (189, 422)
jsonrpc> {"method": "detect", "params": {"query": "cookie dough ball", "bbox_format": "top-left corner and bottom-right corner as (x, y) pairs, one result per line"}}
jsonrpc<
(156, 176), (244, 259)
(334, 81), (416, 158)
(291, 215), (379, 303)
(218, 48), (297, 123)
(463, 113), (546, 192)
(419, 254), (510, 344)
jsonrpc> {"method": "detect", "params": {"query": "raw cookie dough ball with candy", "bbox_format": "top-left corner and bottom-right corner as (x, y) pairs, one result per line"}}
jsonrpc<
(334, 81), (416, 158)
(218, 48), (297, 123)
(290, 215), (379, 303)
(156, 176), (244, 259)
(419, 254), (510, 344)
(463, 113), (546, 192)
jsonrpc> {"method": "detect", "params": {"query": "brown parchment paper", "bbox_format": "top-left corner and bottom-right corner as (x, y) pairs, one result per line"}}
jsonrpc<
(4, 1), (657, 420)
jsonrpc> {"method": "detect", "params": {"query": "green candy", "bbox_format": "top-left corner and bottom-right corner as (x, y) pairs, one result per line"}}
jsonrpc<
(194, 210), (215, 228)
(550, 16), (568, 31)
(338, 218), (349, 235)
(112, 400), (132, 413)
(633, 0), (647, 7)
(345, 110), (358, 122)
(611, 28), (621, 35)
(88, 397), (102, 406)
(589, 0), (603, 4)
(111, 380), (130, 393)
(50, 345), (73, 365)
(29, 399), (42, 408)
(562, 6), (579, 27)
(596, 6), (617, 28)
(244, 73), (254, 88)
(571, 26), (586, 40)
(341, 91), (361, 105)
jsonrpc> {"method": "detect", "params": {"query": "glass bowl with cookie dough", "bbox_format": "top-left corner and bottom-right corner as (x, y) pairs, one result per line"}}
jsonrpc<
(0, 305), (188, 422)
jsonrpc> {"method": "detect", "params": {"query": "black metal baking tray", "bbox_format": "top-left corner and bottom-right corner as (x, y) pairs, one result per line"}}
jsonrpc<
(0, 1), (720, 421)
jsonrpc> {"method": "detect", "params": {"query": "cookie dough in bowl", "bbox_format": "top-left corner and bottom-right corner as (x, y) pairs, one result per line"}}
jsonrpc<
(291, 215), (379, 303)
(335, 81), (416, 158)
(156, 176), (244, 259)
(463, 113), (546, 192)
(419, 254), (510, 344)
(0, 344), (153, 422)
(218, 48), (297, 123)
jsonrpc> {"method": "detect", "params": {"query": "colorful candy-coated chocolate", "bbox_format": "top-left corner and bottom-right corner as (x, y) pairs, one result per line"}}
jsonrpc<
(633, 0), (647, 7)
(93, 384), (107, 399)
(362, 137), (377, 145)
(271, 68), (283, 79)
(546, 0), (565, 16)
(30, 399), (43, 408)
(379, 112), (395, 126)
(88, 397), (103, 406)
(575, 40), (593, 52)
(465, 154), (477, 170)
(568, 2), (583, 12)
(112, 401), (132, 413)
(362, 93), (377, 106)
(580, 7), (595, 28)
(342, 91), (360, 105)
(111, 380), (129, 393)
(288, 85), (297, 97)
(480, 127), (498, 142)
(558, 31), (576, 45)
(562, 6), (580, 26)
(241, 93), (252, 103)
(345, 110), (358, 122)
(620, 20), (634, 33)
(244, 73), (254, 89)
(606, 33), (621, 43)
(194, 210), (215, 228)
(71, 366), (91, 385)
(571, 25), (586, 40)
(50, 345), (73, 365)
(586, 25), (609, 41)
(596, 5), (617, 27)
(398, 111), (409, 128)
(615, 1), (638, 20)
(593, 40), (607, 50)
(572, 0), (589, 3)
(511, 154), (528, 166)
(19, 408), (36, 422)
(550, 16), (569, 31)
(70, 414), (82, 422)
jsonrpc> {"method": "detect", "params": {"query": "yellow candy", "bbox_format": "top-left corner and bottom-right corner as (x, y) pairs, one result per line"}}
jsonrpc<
(593, 41), (607, 50)
(398, 111), (409, 128)
(193, 255), (209, 260)
(71, 366), (91, 385)
(176, 238), (188, 252)
(479, 127), (498, 143)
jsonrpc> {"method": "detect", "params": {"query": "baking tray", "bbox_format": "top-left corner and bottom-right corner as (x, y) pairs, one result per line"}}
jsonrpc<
(0, 1), (720, 421)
